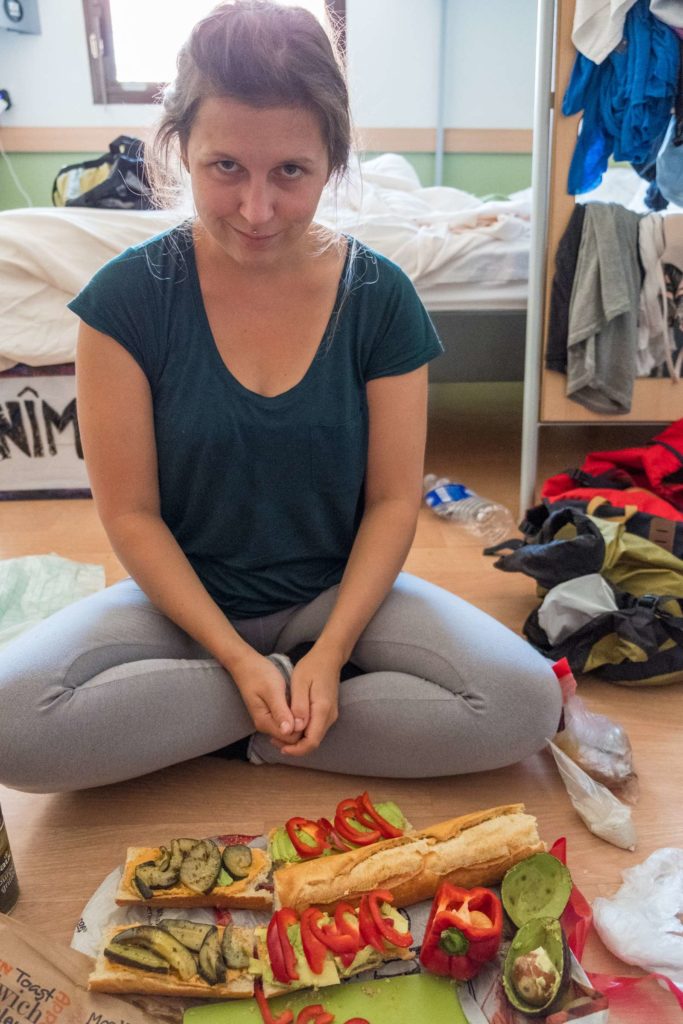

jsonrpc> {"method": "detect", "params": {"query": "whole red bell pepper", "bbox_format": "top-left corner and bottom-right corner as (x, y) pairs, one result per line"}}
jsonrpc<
(419, 882), (502, 981)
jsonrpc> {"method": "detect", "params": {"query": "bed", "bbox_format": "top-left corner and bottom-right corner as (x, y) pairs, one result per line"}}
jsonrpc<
(0, 153), (531, 497)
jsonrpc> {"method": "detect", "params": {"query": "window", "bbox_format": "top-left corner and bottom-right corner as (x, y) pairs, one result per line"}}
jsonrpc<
(82, 0), (346, 105)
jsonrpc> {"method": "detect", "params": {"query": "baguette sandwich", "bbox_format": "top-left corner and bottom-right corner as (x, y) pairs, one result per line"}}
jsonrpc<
(274, 803), (545, 913)
(115, 838), (271, 910)
(88, 920), (255, 998)
(88, 893), (414, 1001)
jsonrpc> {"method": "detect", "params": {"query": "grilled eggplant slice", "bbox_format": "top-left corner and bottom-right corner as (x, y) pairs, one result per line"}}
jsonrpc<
(177, 838), (201, 853)
(115, 926), (197, 982)
(134, 860), (180, 899)
(221, 922), (250, 969)
(179, 839), (222, 894)
(197, 928), (227, 985)
(104, 940), (170, 973)
(154, 846), (171, 872)
(221, 844), (253, 880)
(160, 919), (216, 953)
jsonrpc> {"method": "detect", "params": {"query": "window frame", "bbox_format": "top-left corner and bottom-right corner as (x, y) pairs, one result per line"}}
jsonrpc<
(82, 0), (346, 105)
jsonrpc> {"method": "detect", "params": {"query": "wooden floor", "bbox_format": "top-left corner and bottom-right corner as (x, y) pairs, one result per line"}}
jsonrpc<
(1, 383), (680, 1023)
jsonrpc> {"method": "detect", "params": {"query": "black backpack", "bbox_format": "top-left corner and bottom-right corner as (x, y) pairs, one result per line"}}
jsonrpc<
(52, 135), (154, 210)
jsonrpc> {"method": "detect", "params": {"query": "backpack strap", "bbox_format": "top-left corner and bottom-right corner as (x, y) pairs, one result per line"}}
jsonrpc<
(586, 496), (638, 521)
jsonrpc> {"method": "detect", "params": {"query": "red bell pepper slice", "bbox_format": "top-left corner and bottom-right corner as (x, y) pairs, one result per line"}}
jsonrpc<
(357, 792), (404, 839)
(266, 914), (293, 985)
(308, 907), (358, 956)
(285, 817), (329, 858)
(296, 1006), (335, 1024)
(334, 798), (381, 846)
(255, 985), (294, 1024)
(275, 908), (300, 982)
(317, 817), (353, 852)
(300, 907), (329, 975)
(334, 902), (362, 967)
(358, 894), (386, 952)
(367, 889), (413, 948)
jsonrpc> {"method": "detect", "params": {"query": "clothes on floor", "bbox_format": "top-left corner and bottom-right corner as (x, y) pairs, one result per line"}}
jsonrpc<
(0, 573), (561, 793)
(566, 202), (642, 414)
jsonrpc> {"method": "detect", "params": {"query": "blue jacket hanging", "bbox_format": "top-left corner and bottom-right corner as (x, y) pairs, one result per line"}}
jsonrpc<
(563, 0), (679, 195)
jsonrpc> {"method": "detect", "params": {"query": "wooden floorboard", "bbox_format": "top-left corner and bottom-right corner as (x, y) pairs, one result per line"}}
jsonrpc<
(1, 383), (679, 1022)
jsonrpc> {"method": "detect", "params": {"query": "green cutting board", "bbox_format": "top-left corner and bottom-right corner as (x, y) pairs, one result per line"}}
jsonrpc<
(184, 973), (468, 1024)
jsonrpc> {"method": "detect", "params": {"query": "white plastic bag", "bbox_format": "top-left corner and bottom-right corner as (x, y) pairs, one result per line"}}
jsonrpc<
(547, 740), (637, 851)
(593, 848), (683, 988)
(0, 553), (105, 648)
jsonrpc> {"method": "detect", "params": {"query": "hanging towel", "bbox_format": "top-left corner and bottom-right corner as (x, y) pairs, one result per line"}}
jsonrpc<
(573, 0), (638, 64)
(566, 203), (642, 413)
(650, 0), (683, 29)
(563, 0), (679, 194)
(636, 212), (672, 375)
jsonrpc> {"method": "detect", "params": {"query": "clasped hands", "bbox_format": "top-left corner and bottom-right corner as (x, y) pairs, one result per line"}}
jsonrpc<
(229, 643), (343, 757)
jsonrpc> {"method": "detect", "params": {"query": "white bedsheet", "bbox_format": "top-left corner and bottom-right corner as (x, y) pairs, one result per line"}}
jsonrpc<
(0, 153), (532, 370)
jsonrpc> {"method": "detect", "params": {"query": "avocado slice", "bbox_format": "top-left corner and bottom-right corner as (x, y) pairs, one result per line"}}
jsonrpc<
(502, 852), (572, 927)
(502, 917), (571, 1017)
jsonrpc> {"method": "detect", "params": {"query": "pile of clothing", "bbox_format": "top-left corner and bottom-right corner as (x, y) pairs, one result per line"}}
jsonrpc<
(546, 202), (683, 413)
(493, 421), (683, 686)
(566, 0), (683, 209)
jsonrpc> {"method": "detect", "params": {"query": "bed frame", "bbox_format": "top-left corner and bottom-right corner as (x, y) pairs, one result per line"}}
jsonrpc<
(429, 309), (526, 383)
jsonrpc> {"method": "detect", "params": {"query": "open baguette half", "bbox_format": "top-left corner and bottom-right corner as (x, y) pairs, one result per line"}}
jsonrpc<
(88, 924), (255, 999)
(115, 845), (272, 909)
(274, 803), (544, 913)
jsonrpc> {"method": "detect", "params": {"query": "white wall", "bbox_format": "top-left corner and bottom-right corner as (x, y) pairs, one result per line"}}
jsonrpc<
(0, 0), (537, 130)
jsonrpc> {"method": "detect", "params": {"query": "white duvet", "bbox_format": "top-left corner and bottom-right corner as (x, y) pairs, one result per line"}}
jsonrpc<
(0, 153), (532, 370)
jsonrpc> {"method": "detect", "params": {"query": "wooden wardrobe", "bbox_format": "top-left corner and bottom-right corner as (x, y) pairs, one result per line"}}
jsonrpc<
(520, 0), (682, 512)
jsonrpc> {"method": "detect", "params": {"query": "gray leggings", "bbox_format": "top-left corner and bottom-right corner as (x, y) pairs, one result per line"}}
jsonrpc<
(0, 572), (561, 792)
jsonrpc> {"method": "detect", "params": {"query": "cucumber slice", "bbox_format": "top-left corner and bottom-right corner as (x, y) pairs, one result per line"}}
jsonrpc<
(135, 861), (180, 898)
(160, 919), (216, 953)
(115, 926), (197, 981)
(198, 929), (227, 985)
(179, 839), (222, 894)
(221, 844), (253, 880)
(221, 923), (250, 969)
(104, 940), (170, 973)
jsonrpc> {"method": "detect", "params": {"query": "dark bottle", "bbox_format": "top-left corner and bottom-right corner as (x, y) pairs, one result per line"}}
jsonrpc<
(0, 803), (19, 914)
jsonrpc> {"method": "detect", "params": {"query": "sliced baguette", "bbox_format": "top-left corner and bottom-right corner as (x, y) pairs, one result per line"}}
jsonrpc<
(115, 845), (272, 909)
(274, 804), (544, 913)
(88, 924), (255, 998)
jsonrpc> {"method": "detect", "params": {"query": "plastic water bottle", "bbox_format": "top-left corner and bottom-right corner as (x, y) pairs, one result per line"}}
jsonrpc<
(423, 474), (517, 545)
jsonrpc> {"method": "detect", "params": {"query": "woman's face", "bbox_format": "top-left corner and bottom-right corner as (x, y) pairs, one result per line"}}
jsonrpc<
(184, 95), (332, 269)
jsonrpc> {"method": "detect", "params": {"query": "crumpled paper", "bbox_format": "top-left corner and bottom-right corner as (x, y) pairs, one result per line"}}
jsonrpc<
(593, 847), (683, 988)
(0, 553), (105, 647)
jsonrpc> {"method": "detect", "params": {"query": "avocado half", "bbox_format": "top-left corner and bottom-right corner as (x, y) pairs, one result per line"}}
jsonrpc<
(502, 917), (571, 1017)
(501, 852), (572, 928)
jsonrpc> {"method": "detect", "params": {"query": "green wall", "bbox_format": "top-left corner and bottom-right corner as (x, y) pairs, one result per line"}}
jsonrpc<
(0, 152), (100, 210)
(0, 150), (532, 211)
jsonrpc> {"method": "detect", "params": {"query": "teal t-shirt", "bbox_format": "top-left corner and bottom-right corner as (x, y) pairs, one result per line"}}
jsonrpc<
(69, 226), (443, 618)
